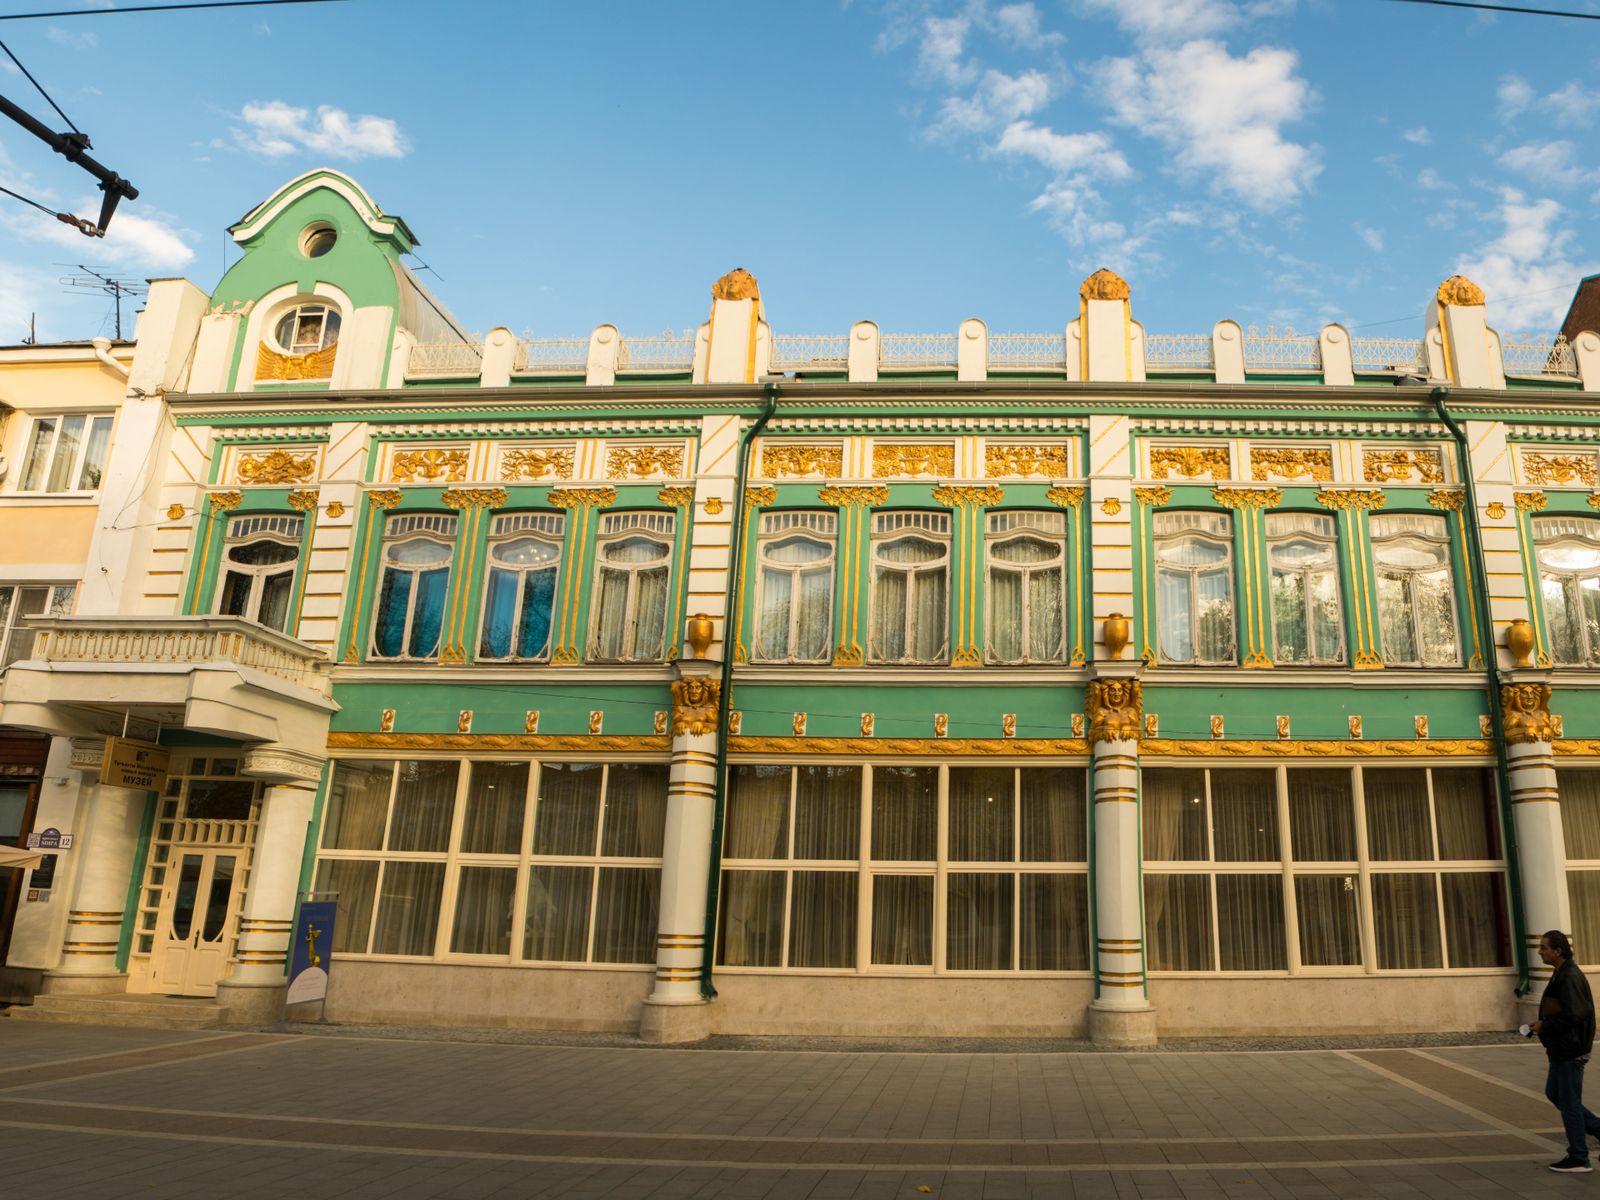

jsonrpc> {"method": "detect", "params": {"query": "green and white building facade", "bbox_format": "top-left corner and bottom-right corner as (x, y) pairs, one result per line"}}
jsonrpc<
(5, 169), (1600, 1043)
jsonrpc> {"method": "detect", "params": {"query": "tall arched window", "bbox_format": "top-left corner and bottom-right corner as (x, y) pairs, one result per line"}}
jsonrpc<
(589, 512), (674, 662)
(1266, 512), (1344, 665)
(986, 509), (1066, 664)
(216, 514), (302, 633)
(1535, 517), (1600, 666)
(479, 512), (564, 661)
(868, 511), (949, 664)
(371, 514), (456, 660)
(1154, 511), (1235, 665)
(1371, 513), (1459, 667)
(753, 511), (836, 663)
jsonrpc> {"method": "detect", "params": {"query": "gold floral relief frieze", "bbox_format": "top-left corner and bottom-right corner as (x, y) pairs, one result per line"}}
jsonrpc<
(1141, 738), (1493, 758)
(1132, 485), (1172, 507)
(1427, 489), (1465, 512)
(501, 446), (575, 481)
(1047, 486), (1086, 509)
(872, 443), (954, 479)
(933, 485), (1004, 508)
(392, 447), (469, 483)
(1514, 491), (1549, 513)
(255, 342), (336, 382)
(985, 444), (1068, 478)
(441, 488), (508, 510)
(745, 485), (778, 507)
(1250, 447), (1332, 482)
(1316, 489), (1387, 512)
(207, 491), (242, 513)
(367, 489), (403, 510)
(546, 486), (617, 510)
(1363, 448), (1444, 484)
(762, 443), (844, 479)
(1149, 446), (1230, 481)
(607, 444), (685, 480)
(329, 732), (670, 753)
(819, 485), (889, 508)
(729, 736), (1088, 757)
(1522, 452), (1598, 488)
(1212, 486), (1282, 510)
(286, 489), (319, 512)
(236, 447), (317, 485)
(657, 486), (696, 508)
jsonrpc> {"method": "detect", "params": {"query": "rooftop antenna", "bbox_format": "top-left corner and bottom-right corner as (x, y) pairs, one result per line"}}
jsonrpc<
(59, 266), (147, 340)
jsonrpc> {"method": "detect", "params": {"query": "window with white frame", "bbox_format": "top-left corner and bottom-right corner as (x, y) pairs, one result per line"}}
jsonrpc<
(1534, 517), (1600, 666)
(717, 764), (1088, 972)
(272, 303), (341, 355)
(753, 511), (836, 663)
(1371, 513), (1460, 667)
(1153, 511), (1235, 665)
(590, 512), (674, 662)
(314, 758), (667, 963)
(0, 583), (75, 669)
(1266, 512), (1345, 665)
(479, 512), (564, 662)
(216, 514), (302, 633)
(370, 514), (456, 660)
(986, 509), (1067, 664)
(17, 413), (113, 492)
(1142, 765), (1509, 973)
(1561, 769), (1600, 967)
(868, 511), (949, 665)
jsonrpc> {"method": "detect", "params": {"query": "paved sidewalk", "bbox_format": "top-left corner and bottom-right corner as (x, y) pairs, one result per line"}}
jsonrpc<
(0, 1021), (1587, 1198)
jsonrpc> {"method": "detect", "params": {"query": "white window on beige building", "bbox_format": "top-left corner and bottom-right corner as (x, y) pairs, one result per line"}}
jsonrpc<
(16, 413), (113, 492)
(0, 583), (76, 668)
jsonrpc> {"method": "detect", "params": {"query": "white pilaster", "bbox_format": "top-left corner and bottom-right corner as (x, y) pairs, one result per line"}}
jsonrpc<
(848, 321), (879, 383)
(587, 325), (619, 386)
(1503, 687), (1568, 993)
(1213, 321), (1244, 384)
(1319, 324), (1354, 387)
(957, 318), (986, 382)
(479, 326), (516, 388)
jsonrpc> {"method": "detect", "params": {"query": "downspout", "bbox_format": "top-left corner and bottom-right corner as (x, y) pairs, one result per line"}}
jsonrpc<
(91, 336), (131, 380)
(700, 381), (780, 999)
(1431, 386), (1531, 997)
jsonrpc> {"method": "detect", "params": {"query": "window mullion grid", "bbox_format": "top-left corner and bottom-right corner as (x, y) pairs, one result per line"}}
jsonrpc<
(1277, 764), (1301, 976)
(435, 761), (474, 959)
(1011, 767), (1021, 971)
(585, 765), (608, 963)
(857, 764), (873, 973)
(933, 765), (949, 976)
(1351, 765), (1378, 976)
(780, 768), (798, 968)
(1426, 768), (1450, 969)
(504, 761), (537, 961)
(1205, 769), (1221, 971)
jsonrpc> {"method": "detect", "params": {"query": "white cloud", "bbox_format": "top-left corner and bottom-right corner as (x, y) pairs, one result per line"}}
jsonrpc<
(1402, 127), (1430, 145)
(1498, 75), (1535, 119)
(918, 15), (976, 86)
(932, 68), (1053, 136)
(992, 3), (1064, 46)
(995, 120), (1132, 178)
(1416, 167), (1451, 190)
(1544, 82), (1598, 129)
(1355, 224), (1384, 253)
(1095, 39), (1319, 208)
(1456, 189), (1596, 329)
(1497, 140), (1598, 190)
(1077, 0), (1239, 39)
(12, 197), (195, 270)
(46, 25), (97, 50)
(232, 100), (410, 161)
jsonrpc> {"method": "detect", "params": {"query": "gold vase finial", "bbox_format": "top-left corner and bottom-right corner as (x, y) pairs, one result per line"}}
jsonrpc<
(686, 613), (715, 660)
(1505, 617), (1536, 668)
(1102, 613), (1131, 661)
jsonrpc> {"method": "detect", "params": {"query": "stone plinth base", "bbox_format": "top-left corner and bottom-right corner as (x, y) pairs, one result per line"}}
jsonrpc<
(638, 997), (713, 1044)
(1088, 1001), (1157, 1047)
(215, 979), (287, 1025)
(39, 970), (128, 997)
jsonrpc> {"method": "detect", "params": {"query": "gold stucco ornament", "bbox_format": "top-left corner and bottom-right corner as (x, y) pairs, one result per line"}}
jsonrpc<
(1079, 268), (1130, 300)
(1502, 682), (1556, 745)
(1087, 679), (1142, 744)
(712, 267), (760, 301)
(1102, 614), (1130, 661)
(670, 677), (720, 736)
(1505, 618), (1536, 668)
(686, 613), (715, 659)
(1435, 274), (1485, 306)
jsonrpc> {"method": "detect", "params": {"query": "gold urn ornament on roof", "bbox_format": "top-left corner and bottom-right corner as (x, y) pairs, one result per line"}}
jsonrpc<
(712, 267), (760, 301)
(1079, 268), (1130, 301)
(1436, 274), (1485, 307)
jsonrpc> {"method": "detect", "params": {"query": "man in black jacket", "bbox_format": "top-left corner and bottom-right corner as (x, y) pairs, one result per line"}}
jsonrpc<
(1535, 930), (1600, 1173)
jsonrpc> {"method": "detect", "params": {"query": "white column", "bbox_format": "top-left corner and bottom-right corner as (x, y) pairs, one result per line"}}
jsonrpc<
(1086, 675), (1156, 1046)
(638, 662), (720, 1043)
(42, 740), (147, 994)
(1502, 688), (1568, 994)
(215, 748), (323, 1023)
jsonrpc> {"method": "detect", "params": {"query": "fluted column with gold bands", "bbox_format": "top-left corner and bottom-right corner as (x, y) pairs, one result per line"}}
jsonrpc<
(437, 488), (508, 664)
(820, 485), (887, 666)
(1212, 486), (1280, 669)
(1316, 488), (1387, 669)
(43, 740), (147, 989)
(1503, 681), (1570, 991)
(933, 485), (1003, 666)
(643, 663), (722, 1028)
(342, 489), (403, 662)
(224, 778), (318, 987)
(1086, 676), (1152, 1040)
(547, 486), (616, 663)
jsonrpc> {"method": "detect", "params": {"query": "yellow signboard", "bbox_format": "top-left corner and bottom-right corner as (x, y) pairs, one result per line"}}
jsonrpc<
(101, 736), (171, 792)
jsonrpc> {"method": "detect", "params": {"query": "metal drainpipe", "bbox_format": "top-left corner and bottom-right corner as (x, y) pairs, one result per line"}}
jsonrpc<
(1431, 385), (1531, 996)
(699, 381), (780, 999)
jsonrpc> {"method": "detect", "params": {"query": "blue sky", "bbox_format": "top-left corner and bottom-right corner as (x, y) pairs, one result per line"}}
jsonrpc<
(1, 0), (1597, 347)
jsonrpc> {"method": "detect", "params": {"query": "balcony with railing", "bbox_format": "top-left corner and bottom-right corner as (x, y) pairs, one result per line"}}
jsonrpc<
(407, 340), (485, 378)
(1502, 332), (1578, 378)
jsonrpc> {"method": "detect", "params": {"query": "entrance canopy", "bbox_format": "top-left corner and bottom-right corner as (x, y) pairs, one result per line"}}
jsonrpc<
(0, 845), (45, 869)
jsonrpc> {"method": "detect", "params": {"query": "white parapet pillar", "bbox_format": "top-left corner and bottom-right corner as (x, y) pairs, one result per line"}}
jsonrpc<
(41, 740), (149, 995)
(587, 324), (620, 387)
(696, 268), (767, 385)
(1078, 269), (1138, 383)
(1212, 320), (1245, 384)
(638, 658), (721, 1043)
(1086, 672), (1156, 1046)
(1428, 275), (1504, 389)
(1501, 681), (1570, 1001)
(957, 317), (987, 382)
(215, 747), (324, 1023)
(479, 326), (517, 388)
(848, 321), (879, 383)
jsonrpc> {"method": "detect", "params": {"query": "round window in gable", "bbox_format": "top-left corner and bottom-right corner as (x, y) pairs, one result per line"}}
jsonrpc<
(300, 224), (337, 258)
(273, 303), (342, 356)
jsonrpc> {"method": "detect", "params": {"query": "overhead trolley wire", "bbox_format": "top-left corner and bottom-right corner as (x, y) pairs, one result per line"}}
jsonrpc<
(0, 37), (80, 135)
(1384, 0), (1600, 19)
(0, 0), (352, 21)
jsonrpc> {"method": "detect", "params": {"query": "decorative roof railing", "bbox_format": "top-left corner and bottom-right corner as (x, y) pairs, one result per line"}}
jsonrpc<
(1350, 336), (1426, 373)
(1243, 325), (1320, 371)
(515, 336), (588, 374)
(988, 332), (1066, 368)
(408, 340), (484, 377)
(1502, 332), (1578, 378)
(1145, 333), (1213, 369)
(771, 334), (849, 371)
(617, 331), (697, 371)
(880, 332), (958, 368)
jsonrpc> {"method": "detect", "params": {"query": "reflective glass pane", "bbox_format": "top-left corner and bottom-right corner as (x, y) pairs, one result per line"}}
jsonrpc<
(460, 762), (527, 855)
(1019, 874), (1088, 970)
(871, 874), (933, 966)
(450, 866), (517, 956)
(372, 861), (445, 956)
(717, 870), (784, 966)
(532, 763), (602, 856)
(1294, 875), (1362, 966)
(200, 856), (236, 941)
(789, 871), (857, 968)
(523, 865), (592, 961)
(170, 853), (202, 940)
(947, 873), (1012, 970)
